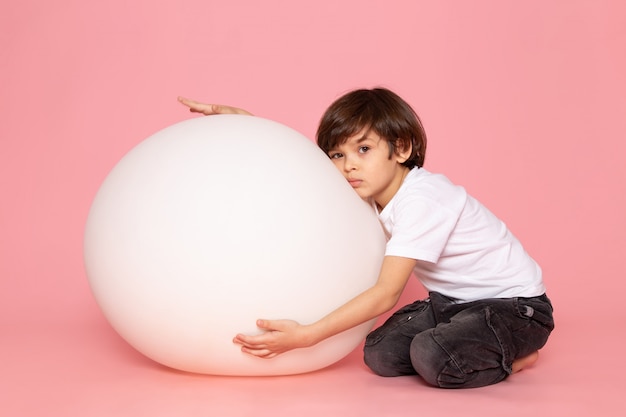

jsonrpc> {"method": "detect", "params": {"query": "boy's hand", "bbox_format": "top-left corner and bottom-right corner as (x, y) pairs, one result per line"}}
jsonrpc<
(178, 96), (252, 116)
(233, 319), (313, 359)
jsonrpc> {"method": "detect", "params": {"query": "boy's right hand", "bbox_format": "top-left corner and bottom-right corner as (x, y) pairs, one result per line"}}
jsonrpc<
(177, 97), (253, 116)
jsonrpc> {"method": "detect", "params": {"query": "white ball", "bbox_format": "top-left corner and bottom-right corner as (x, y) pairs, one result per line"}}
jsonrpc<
(84, 115), (385, 375)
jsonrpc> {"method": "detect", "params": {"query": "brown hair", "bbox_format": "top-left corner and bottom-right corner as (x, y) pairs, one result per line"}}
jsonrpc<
(316, 88), (427, 169)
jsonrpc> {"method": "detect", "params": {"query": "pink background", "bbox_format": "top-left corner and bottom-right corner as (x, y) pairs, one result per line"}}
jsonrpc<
(2, 1), (625, 415)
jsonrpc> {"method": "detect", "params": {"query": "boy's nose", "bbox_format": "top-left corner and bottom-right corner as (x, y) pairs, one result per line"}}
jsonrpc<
(344, 156), (357, 171)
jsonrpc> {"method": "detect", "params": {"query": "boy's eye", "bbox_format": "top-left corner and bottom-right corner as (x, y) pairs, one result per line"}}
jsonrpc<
(329, 152), (343, 159)
(358, 146), (370, 154)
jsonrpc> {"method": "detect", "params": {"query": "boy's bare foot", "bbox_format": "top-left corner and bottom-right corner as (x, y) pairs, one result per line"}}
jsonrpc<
(511, 351), (539, 374)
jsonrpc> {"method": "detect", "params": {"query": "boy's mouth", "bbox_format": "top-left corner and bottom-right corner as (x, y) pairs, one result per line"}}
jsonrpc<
(348, 179), (362, 187)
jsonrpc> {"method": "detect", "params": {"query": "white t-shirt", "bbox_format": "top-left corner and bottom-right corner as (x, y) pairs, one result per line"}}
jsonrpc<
(377, 167), (545, 302)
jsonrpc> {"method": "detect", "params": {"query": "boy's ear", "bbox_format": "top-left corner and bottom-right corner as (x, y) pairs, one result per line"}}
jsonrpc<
(394, 139), (412, 164)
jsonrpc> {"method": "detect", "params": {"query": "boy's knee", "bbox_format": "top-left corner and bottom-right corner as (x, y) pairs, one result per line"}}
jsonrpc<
(410, 331), (507, 389)
(410, 331), (453, 386)
(363, 348), (396, 377)
(363, 343), (416, 377)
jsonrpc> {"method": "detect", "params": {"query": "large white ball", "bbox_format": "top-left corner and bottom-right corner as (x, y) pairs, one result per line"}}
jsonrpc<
(84, 115), (385, 375)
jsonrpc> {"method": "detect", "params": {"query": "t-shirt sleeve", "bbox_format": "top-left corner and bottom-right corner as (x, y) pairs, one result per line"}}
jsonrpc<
(384, 192), (464, 263)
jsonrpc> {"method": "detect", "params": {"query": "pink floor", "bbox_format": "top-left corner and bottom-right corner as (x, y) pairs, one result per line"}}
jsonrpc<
(3, 287), (625, 416)
(2, 1), (626, 416)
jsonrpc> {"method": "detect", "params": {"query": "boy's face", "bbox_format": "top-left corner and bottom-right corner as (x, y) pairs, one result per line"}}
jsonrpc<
(326, 128), (410, 209)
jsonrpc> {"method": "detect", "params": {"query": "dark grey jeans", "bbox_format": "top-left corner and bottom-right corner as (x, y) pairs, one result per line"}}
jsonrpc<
(363, 291), (554, 388)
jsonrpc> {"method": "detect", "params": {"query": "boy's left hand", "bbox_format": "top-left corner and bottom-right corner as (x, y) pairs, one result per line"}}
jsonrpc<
(178, 96), (252, 116)
(233, 319), (312, 359)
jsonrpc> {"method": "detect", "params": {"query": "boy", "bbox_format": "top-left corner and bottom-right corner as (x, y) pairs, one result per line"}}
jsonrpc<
(178, 88), (554, 388)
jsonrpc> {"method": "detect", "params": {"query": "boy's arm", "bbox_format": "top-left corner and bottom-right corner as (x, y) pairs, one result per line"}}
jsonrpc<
(233, 255), (417, 358)
(178, 97), (253, 116)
